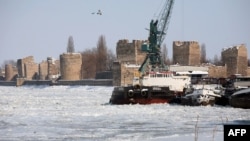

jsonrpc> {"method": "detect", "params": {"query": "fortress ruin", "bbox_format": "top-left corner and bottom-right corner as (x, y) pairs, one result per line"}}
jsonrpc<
(173, 41), (201, 66)
(116, 39), (147, 65)
(221, 44), (248, 76)
(1, 39), (249, 86)
(60, 53), (82, 80)
(113, 40), (250, 86)
(113, 39), (147, 86)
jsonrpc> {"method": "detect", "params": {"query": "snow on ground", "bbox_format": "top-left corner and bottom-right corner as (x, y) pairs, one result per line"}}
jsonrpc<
(0, 85), (249, 141)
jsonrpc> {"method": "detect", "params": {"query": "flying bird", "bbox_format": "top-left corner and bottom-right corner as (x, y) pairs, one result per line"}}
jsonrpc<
(97, 9), (102, 15)
(92, 9), (102, 15)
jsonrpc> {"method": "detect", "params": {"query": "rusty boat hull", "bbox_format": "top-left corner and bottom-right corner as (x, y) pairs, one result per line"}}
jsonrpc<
(109, 85), (181, 105)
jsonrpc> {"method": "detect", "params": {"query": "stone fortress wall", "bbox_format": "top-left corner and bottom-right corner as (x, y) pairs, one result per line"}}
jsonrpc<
(221, 44), (248, 76)
(39, 61), (48, 80)
(1, 39), (250, 86)
(17, 56), (35, 78)
(173, 41), (200, 66)
(114, 39), (250, 86)
(116, 39), (147, 65)
(114, 39), (147, 86)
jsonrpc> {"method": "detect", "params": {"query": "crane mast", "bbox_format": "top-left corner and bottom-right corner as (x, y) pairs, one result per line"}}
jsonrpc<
(139, 0), (174, 75)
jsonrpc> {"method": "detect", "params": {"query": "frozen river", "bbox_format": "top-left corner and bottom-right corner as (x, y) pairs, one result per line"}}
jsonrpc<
(0, 85), (249, 141)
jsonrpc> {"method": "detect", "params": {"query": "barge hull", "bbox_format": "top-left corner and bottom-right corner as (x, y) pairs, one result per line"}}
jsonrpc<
(109, 85), (180, 105)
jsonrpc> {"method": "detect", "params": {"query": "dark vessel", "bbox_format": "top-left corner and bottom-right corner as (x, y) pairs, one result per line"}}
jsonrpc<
(229, 88), (250, 109)
(110, 70), (190, 104)
(110, 85), (175, 104)
(216, 75), (250, 106)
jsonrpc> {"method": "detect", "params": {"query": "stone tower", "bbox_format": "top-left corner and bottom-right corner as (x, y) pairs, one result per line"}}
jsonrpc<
(60, 53), (82, 80)
(113, 39), (147, 86)
(5, 64), (18, 81)
(17, 56), (35, 78)
(17, 56), (38, 80)
(116, 39), (147, 65)
(221, 44), (248, 77)
(39, 61), (48, 80)
(173, 41), (201, 66)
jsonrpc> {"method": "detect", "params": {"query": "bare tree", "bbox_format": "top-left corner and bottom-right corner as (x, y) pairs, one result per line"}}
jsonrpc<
(81, 35), (114, 78)
(96, 35), (108, 72)
(67, 36), (75, 53)
(200, 43), (207, 63)
(1, 60), (17, 68)
(106, 49), (116, 71)
(161, 44), (169, 65)
(81, 48), (97, 79)
(213, 54), (222, 65)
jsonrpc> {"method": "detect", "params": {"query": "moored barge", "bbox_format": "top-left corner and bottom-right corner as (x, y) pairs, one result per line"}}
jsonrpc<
(110, 71), (190, 104)
(110, 85), (175, 104)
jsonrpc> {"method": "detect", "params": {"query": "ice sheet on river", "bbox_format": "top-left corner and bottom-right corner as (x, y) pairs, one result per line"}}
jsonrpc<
(0, 85), (249, 141)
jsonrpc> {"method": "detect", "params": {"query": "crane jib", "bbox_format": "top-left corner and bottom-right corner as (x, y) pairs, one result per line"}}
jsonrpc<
(157, 0), (174, 46)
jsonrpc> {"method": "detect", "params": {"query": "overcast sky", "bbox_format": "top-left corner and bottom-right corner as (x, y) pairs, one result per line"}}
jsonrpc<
(0, 0), (249, 64)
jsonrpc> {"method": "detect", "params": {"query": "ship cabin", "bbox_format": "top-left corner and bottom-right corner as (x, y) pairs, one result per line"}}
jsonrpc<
(228, 74), (250, 88)
(133, 71), (191, 92)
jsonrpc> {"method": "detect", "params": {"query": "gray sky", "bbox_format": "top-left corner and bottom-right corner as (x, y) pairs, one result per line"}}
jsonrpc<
(0, 0), (249, 64)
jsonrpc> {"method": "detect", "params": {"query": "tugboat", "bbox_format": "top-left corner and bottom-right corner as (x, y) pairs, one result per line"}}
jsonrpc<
(110, 70), (190, 104)
(109, 0), (190, 104)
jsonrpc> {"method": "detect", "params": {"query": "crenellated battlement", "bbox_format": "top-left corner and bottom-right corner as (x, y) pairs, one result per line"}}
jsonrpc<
(174, 41), (199, 46)
(222, 44), (247, 52)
